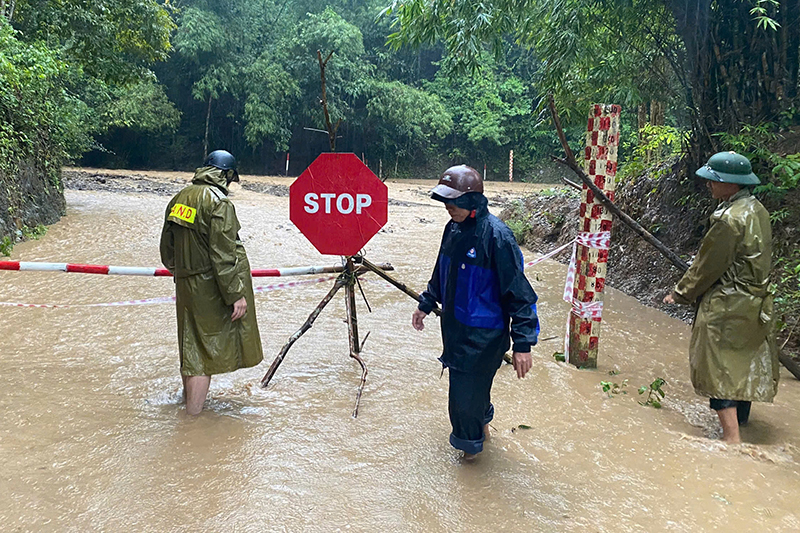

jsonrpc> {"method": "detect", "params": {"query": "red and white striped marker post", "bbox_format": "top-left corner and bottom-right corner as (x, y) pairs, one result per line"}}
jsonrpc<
(566, 104), (620, 368)
(285, 152), (290, 176)
(0, 261), (371, 278)
(509, 150), (514, 182)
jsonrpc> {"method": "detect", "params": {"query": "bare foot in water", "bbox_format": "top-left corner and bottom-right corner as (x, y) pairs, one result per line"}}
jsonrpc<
(463, 452), (478, 461)
(483, 424), (491, 441)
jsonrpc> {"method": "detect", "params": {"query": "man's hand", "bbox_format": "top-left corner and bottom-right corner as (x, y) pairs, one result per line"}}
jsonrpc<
(512, 352), (532, 379)
(663, 292), (676, 304)
(231, 297), (247, 321)
(412, 309), (428, 331)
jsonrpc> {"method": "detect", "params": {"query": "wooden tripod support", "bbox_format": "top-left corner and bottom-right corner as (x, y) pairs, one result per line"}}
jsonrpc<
(260, 258), (433, 417)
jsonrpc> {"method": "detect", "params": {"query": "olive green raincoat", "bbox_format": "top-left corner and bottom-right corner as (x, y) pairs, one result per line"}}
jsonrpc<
(160, 166), (263, 376)
(673, 189), (779, 402)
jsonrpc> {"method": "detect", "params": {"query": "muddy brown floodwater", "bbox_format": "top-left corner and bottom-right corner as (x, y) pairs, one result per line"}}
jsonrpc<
(1, 170), (799, 532)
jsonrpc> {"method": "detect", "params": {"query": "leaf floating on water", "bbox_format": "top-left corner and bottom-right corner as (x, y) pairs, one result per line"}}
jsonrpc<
(553, 352), (565, 362)
(517, 424), (532, 430)
(712, 493), (731, 505)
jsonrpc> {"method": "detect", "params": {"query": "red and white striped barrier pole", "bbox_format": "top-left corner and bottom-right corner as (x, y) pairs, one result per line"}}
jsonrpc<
(0, 261), (378, 278)
(0, 276), (337, 309)
(509, 150), (514, 182)
(285, 152), (290, 176)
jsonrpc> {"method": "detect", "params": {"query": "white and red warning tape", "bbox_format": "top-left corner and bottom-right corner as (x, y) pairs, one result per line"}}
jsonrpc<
(523, 240), (575, 269)
(0, 261), (348, 278)
(0, 276), (336, 309)
(562, 231), (611, 306)
(561, 231), (611, 362)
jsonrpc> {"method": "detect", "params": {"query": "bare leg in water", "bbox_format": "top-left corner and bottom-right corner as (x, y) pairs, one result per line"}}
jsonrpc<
(182, 375), (211, 415)
(717, 407), (741, 443)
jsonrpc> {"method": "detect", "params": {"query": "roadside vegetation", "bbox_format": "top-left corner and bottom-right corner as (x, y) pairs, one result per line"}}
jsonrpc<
(0, 0), (798, 358)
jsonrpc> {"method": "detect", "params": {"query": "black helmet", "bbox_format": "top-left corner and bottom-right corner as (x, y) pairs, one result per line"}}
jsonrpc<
(205, 150), (239, 182)
(205, 150), (236, 170)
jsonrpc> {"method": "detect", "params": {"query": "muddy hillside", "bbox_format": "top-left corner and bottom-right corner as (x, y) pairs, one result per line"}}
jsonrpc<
(501, 158), (800, 351)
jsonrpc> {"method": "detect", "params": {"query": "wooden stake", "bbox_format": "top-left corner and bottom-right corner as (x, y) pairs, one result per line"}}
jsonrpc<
(260, 276), (346, 387)
(345, 258), (368, 417)
(358, 257), (441, 317)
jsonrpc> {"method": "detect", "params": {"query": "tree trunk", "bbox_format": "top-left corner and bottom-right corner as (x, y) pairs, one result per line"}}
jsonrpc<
(784, 0), (800, 99)
(317, 50), (340, 152)
(637, 103), (648, 144)
(203, 93), (212, 161)
(3, 0), (15, 21)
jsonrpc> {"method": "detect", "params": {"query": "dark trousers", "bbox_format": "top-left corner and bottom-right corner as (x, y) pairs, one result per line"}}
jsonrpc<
(709, 398), (752, 425)
(448, 368), (498, 454)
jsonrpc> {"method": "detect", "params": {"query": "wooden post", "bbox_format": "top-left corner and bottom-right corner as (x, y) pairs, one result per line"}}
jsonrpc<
(567, 104), (620, 368)
(345, 258), (368, 417)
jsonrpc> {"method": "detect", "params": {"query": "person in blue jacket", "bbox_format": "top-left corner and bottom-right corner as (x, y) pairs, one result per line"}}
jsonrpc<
(412, 165), (539, 459)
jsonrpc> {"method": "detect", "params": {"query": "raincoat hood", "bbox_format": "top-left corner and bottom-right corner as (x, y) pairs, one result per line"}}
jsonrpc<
(192, 166), (229, 194)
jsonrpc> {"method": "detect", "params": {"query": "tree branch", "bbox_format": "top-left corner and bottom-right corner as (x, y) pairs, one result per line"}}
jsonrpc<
(547, 95), (689, 273)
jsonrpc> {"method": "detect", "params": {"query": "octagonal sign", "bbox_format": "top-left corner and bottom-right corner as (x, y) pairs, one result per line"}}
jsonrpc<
(290, 153), (388, 256)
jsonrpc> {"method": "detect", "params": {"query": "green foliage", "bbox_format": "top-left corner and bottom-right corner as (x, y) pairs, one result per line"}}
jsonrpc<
(618, 125), (688, 181)
(503, 200), (531, 243)
(366, 80), (452, 161)
(243, 49), (299, 151)
(750, 0), (780, 31)
(22, 224), (47, 240)
(0, 19), (74, 178)
(100, 76), (181, 133)
(382, 0), (682, 123)
(424, 51), (561, 172)
(638, 377), (666, 408)
(539, 186), (578, 198)
(0, 236), (12, 257)
(716, 123), (800, 195)
(293, 7), (371, 127)
(773, 250), (800, 332)
(506, 219), (531, 244)
(12, 0), (174, 84)
(0, 224), (47, 257)
(1, 0), (175, 174)
(600, 379), (628, 398)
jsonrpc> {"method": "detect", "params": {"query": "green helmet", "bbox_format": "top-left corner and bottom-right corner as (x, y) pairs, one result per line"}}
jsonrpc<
(695, 151), (760, 185)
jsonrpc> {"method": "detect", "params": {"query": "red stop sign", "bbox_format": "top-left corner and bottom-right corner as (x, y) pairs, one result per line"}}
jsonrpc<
(290, 153), (388, 256)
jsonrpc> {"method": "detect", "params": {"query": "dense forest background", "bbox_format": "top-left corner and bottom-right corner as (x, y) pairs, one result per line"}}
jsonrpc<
(3, 0), (800, 183)
(1, 0), (799, 346)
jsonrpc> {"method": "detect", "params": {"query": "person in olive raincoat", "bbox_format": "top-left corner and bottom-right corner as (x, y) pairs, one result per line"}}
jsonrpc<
(160, 150), (263, 415)
(412, 165), (539, 459)
(664, 151), (778, 443)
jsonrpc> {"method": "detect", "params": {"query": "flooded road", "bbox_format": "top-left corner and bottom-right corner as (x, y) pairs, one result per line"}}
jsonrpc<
(1, 170), (799, 532)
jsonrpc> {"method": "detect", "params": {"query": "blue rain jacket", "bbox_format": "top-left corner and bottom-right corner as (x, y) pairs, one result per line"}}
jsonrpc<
(418, 195), (539, 373)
